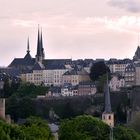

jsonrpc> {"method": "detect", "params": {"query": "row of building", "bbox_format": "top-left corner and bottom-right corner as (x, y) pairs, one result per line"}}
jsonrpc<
(36, 82), (96, 97)
(1, 27), (140, 96)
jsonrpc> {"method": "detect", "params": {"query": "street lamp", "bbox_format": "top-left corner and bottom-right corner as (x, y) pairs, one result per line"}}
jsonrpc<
(0, 80), (4, 89)
(110, 126), (113, 140)
(0, 80), (4, 97)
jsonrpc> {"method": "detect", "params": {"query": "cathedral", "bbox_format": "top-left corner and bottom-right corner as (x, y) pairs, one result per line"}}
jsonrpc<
(8, 27), (72, 73)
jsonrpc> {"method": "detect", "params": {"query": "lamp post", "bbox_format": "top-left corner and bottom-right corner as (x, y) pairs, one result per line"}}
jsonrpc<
(0, 80), (4, 97)
(110, 126), (113, 140)
(0, 79), (6, 120)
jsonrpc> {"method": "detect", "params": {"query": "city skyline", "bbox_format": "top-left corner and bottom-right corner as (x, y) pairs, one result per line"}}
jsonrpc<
(1, 0), (140, 66)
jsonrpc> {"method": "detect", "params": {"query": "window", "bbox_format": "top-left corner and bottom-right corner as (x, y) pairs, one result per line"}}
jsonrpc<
(109, 115), (111, 120)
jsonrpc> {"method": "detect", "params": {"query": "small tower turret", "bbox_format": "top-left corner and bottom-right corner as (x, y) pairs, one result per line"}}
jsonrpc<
(24, 37), (32, 61)
(0, 98), (5, 120)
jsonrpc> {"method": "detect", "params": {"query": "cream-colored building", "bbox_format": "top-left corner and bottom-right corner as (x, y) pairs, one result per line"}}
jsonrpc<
(21, 62), (45, 85)
(21, 63), (69, 86)
(43, 68), (68, 86)
(62, 69), (90, 86)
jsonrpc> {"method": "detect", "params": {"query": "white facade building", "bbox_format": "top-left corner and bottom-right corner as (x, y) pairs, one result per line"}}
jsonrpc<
(107, 59), (132, 76)
(109, 75), (125, 91)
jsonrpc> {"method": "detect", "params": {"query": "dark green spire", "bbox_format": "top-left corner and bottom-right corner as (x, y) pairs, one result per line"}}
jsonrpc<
(36, 25), (45, 63)
(104, 74), (112, 113)
(36, 25), (42, 57)
(24, 37), (32, 61)
(40, 28), (45, 59)
(27, 37), (30, 53)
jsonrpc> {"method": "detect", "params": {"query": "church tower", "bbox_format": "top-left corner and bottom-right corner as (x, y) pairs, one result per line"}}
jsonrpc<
(133, 34), (140, 61)
(102, 74), (114, 127)
(35, 26), (45, 63)
(133, 46), (140, 61)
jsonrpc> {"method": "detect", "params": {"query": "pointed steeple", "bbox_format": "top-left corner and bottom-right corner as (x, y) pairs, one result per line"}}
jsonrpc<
(36, 25), (42, 63)
(24, 37), (32, 62)
(133, 34), (140, 61)
(36, 25), (45, 63)
(27, 37), (30, 53)
(40, 27), (45, 59)
(104, 74), (111, 113)
(102, 73), (114, 127)
(133, 46), (140, 61)
(36, 25), (42, 56)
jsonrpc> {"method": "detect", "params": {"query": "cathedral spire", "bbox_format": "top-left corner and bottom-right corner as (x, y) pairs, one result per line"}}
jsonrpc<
(40, 27), (45, 59)
(138, 33), (140, 47)
(27, 37), (30, 53)
(37, 25), (42, 56)
(35, 25), (45, 63)
(36, 25), (42, 63)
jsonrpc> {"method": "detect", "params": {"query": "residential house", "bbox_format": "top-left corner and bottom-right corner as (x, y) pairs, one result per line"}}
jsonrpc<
(109, 74), (125, 91)
(78, 81), (96, 95)
(125, 63), (135, 87)
(62, 69), (90, 86)
(107, 59), (132, 76)
(43, 65), (68, 86)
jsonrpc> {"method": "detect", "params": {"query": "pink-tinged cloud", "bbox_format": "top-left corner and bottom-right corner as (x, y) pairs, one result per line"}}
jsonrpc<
(108, 0), (140, 13)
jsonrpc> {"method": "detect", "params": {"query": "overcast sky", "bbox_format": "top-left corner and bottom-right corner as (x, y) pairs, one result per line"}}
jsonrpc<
(1, 0), (140, 66)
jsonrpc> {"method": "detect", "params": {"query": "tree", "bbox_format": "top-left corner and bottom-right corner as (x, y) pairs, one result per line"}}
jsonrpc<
(15, 82), (48, 98)
(21, 116), (54, 140)
(128, 112), (140, 134)
(59, 115), (110, 140)
(6, 96), (36, 121)
(90, 61), (110, 81)
(90, 61), (110, 93)
(59, 115), (140, 140)
(0, 117), (54, 140)
(114, 125), (140, 140)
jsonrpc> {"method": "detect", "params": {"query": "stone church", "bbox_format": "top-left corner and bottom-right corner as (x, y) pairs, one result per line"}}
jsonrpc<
(8, 27), (72, 73)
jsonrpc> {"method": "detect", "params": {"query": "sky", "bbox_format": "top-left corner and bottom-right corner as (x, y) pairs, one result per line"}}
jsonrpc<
(1, 0), (140, 66)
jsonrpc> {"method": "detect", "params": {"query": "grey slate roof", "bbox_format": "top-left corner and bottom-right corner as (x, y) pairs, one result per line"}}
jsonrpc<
(107, 59), (132, 65)
(63, 69), (88, 75)
(0, 67), (21, 77)
(49, 86), (61, 93)
(43, 59), (72, 67)
(125, 63), (135, 72)
(9, 57), (35, 67)
(32, 62), (45, 70)
(45, 64), (66, 70)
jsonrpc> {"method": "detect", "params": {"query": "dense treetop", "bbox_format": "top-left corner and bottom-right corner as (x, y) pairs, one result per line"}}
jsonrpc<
(59, 115), (140, 140)
(0, 116), (54, 140)
(90, 61), (110, 82)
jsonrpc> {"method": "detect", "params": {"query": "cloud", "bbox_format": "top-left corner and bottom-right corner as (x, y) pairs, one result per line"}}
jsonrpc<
(108, 0), (140, 13)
